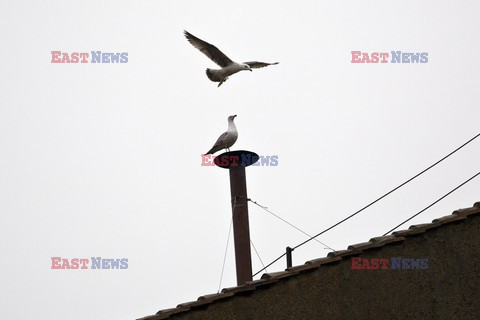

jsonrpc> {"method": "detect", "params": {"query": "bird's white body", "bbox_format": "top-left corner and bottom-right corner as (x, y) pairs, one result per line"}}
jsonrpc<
(206, 115), (238, 155)
(222, 118), (238, 147)
(206, 62), (249, 85)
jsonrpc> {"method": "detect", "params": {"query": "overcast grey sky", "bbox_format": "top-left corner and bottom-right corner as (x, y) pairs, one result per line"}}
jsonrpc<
(1, 0), (479, 319)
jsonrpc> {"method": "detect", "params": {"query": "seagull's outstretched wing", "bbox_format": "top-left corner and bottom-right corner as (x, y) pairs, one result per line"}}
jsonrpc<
(243, 61), (279, 69)
(184, 30), (233, 68)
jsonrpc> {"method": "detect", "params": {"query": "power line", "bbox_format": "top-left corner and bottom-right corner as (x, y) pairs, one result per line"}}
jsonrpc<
(253, 253), (286, 277)
(250, 239), (267, 273)
(292, 132), (480, 251)
(217, 217), (233, 293)
(253, 132), (480, 277)
(249, 199), (335, 251)
(383, 170), (480, 236)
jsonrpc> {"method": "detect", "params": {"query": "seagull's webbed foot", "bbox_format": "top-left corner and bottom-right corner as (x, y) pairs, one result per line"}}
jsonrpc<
(218, 77), (228, 87)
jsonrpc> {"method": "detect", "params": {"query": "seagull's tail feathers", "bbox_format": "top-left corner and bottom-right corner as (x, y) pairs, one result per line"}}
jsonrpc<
(206, 68), (220, 81)
(205, 145), (220, 155)
(206, 68), (227, 86)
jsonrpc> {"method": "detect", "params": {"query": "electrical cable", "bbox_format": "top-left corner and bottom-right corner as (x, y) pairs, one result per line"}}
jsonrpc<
(251, 239), (267, 273)
(253, 133), (480, 277)
(249, 199), (335, 251)
(217, 217), (233, 293)
(383, 170), (480, 236)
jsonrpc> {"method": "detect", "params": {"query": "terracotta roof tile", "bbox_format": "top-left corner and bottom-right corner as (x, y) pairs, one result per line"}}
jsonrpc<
(454, 203), (480, 216)
(305, 256), (342, 265)
(261, 270), (297, 280)
(369, 234), (406, 244)
(431, 214), (467, 224)
(197, 292), (234, 301)
(154, 306), (190, 319)
(221, 283), (257, 295)
(327, 249), (360, 258)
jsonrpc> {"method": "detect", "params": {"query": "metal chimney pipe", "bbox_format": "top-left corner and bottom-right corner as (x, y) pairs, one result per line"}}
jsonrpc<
(214, 150), (259, 286)
(229, 165), (253, 285)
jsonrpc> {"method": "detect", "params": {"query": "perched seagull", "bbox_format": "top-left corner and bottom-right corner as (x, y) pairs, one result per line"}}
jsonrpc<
(184, 30), (279, 87)
(205, 115), (238, 155)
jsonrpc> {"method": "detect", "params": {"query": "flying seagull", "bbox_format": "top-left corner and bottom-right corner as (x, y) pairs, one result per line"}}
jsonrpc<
(184, 30), (279, 87)
(205, 115), (238, 155)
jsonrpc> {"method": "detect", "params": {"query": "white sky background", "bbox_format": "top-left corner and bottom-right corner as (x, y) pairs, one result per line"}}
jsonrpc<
(1, 0), (479, 319)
